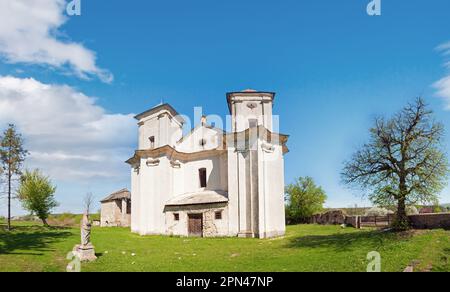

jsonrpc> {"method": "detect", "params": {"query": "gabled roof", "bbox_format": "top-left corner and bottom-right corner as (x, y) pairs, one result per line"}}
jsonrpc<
(100, 189), (131, 203)
(176, 123), (226, 145)
(134, 103), (185, 124)
(165, 190), (228, 207)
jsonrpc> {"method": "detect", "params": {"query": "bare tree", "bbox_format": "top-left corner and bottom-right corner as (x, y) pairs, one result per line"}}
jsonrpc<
(83, 192), (95, 215)
(342, 98), (449, 230)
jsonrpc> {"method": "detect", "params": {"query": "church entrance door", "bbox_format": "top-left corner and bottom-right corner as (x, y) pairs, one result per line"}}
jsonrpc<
(188, 214), (203, 237)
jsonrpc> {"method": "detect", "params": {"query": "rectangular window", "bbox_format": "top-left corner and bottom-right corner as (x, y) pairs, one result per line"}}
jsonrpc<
(215, 211), (222, 220)
(199, 168), (207, 188)
(249, 119), (258, 128)
(149, 136), (155, 149)
(174, 213), (180, 221)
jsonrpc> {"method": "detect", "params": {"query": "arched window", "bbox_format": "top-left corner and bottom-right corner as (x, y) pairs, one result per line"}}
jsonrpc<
(199, 168), (207, 188)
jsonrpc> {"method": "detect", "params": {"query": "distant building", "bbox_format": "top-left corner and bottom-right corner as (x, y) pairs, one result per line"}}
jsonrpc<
(100, 189), (131, 227)
(419, 207), (434, 214)
(126, 90), (289, 238)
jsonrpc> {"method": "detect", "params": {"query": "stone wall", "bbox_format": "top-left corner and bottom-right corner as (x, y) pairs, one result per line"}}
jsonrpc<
(310, 211), (450, 230)
(408, 213), (450, 229)
(344, 215), (361, 228)
(310, 210), (347, 225)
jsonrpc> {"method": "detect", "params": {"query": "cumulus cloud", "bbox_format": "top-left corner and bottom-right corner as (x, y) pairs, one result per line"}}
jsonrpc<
(0, 0), (112, 82)
(0, 76), (135, 181)
(434, 42), (450, 110)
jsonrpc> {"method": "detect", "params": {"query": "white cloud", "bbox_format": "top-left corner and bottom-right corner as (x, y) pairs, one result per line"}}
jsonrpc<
(437, 41), (450, 54)
(0, 75), (135, 181)
(434, 42), (450, 110)
(0, 0), (112, 82)
(434, 76), (450, 110)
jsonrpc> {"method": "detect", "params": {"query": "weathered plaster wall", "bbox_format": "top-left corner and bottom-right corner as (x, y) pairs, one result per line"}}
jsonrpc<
(101, 201), (117, 227)
(164, 203), (229, 237)
(101, 200), (131, 227)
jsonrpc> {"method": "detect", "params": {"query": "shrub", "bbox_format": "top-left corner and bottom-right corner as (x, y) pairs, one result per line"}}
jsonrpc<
(433, 206), (442, 213)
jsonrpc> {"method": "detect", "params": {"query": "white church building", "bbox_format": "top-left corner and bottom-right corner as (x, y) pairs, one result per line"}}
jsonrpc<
(126, 90), (289, 238)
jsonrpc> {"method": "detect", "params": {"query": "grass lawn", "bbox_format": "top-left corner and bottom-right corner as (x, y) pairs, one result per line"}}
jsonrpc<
(1, 220), (449, 272)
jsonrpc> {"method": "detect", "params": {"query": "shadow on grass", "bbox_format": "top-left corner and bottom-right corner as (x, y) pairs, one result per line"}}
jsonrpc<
(0, 224), (73, 255)
(431, 248), (450, 272)
(285, 230), (395, 252)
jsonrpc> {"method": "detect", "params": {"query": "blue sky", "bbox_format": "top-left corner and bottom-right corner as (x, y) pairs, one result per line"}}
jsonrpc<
(0, 0), (450, 215)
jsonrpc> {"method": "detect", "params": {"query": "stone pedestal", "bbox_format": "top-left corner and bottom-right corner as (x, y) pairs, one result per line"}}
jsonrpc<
(73, 243), (97, 262)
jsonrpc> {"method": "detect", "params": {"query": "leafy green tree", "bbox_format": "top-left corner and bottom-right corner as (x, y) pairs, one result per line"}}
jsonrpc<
(433, 205), (442, 213)
(17, 169), (58, 226)
(342, 98), (449, 230)
(0, 124), (28, 230)
(285, 177), (327, 224)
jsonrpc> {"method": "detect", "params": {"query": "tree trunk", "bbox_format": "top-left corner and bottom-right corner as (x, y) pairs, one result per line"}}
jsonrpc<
(393, 175), (410, 231)
(395, 196), (409, 230)
(7, 169), (11, 231)
(42, 218), (49, 227)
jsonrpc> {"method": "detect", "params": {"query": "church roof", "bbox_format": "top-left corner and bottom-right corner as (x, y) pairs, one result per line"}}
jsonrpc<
(165, 190), (229, 207)
(226, 90), (276, 113)
(134, 103), (185, 124)
(100, 189), (131, 203)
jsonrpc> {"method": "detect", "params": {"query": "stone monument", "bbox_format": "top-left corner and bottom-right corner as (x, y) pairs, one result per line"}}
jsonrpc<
(73, 212), (97, 262)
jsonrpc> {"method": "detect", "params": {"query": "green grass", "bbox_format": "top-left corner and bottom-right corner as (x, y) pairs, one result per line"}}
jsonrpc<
(1, 220), (449, 272)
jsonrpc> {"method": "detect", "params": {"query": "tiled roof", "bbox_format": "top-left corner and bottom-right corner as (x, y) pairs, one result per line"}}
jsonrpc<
(165, 190), (228, 206)
(100, 188), (130, 203)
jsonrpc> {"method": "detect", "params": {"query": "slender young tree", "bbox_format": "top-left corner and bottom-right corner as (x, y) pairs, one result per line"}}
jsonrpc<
(17, 169), (58, 226)
(0, 124), (28, 230)
(341, 98), (449, 230)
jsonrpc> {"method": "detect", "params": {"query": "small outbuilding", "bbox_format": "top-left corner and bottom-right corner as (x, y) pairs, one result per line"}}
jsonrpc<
(100, 189), (131, 227)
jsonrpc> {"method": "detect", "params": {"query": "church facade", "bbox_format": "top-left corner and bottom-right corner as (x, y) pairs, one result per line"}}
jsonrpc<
(126, 90), (289, 238)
